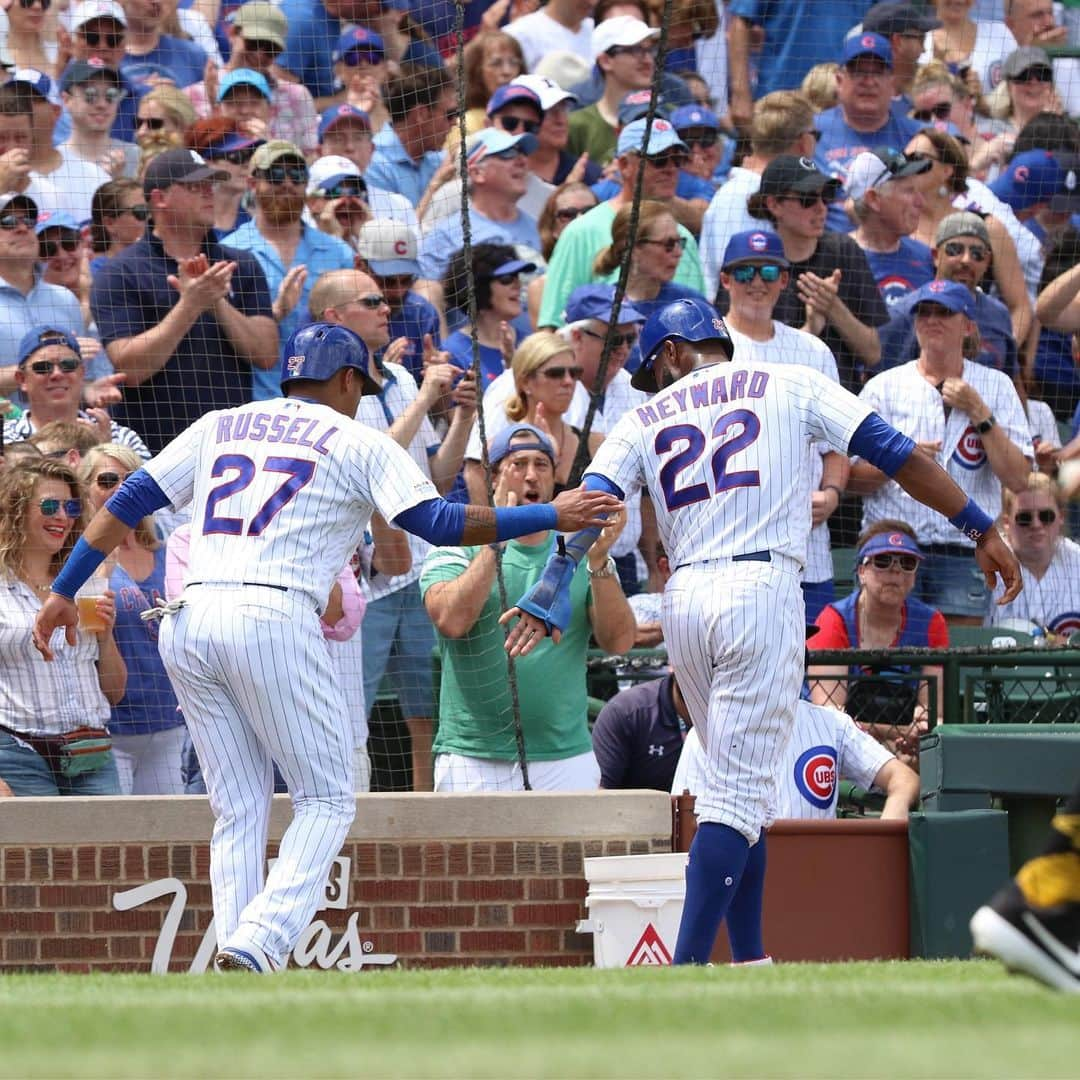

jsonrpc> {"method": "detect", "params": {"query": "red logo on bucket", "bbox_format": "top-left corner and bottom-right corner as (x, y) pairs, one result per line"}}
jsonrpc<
(951, 425), (987, 470)
(626, 923), (673, 965)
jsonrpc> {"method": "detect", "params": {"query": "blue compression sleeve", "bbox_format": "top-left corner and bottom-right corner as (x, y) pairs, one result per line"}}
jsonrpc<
(50, 538), (107, 600)
(560, 472), (625, 564)
(105, 470), (171, 526)
(848, 413), (916, 476)
(393, 498), (557, 545)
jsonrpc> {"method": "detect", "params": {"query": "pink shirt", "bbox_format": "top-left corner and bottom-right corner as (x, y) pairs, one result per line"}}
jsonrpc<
(164, 524), (364, 639)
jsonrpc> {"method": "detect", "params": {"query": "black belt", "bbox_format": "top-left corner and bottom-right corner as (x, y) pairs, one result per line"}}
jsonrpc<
(923, 544), (975, 559)
(676, 550), (771, 571)
(189, 581), (288, 592)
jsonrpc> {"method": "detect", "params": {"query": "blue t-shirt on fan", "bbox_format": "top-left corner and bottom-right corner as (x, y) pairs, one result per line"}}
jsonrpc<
(861, 236), (935, 310)
(121, 35), (208, 90)
(815, 106), (923, 233)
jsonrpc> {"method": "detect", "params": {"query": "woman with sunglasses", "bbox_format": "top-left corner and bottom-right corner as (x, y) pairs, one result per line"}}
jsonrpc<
(527, 181), (598, 327)
(809, 520), (948, 770)
(903, 127), (1032, 347)
(0, 0), (57, 75)
(909, 61), (977, 144)
(593, 200), (706, 327)
(38, 214), (93, 329)
(0, 458), (125, 796)
(134, 85), (195, 165)
(79, 443), (185, 794)
(89, 179), (151, 274)
(442, 242), (532, 387)
(970, 48), (1062, 182)
(989, 473), (1080, 640)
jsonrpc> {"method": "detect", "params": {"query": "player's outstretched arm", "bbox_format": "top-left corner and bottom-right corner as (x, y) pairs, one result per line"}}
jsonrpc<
(891, 448), (1022, 603)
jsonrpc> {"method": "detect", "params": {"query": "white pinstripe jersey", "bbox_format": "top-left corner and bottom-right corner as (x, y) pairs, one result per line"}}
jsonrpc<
(858, 361), (1033, 546)
(353, 361), (438, 601)
(672, 700), (894, 819)
(144, 397), (438, 610)
(989, 537), (1080, 637)
(586, 360), (871, 569)
(726, 322), (843, 581)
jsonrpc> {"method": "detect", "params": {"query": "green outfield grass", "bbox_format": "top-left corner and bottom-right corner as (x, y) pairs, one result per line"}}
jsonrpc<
(1, 961), (1075, 1079)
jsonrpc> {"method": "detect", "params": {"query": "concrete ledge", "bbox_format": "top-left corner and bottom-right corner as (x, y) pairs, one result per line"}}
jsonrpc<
(3, 791), (673, 844)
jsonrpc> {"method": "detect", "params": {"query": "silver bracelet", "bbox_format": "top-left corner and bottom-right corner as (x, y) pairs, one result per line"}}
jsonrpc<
(587, 555), (617, 579)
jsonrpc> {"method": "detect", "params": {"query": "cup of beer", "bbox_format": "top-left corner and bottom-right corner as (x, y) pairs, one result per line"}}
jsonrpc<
(77, 591), (107, 633)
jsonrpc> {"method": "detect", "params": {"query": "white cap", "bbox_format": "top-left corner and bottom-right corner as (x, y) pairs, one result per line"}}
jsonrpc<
(591, 16), (659, 60)
(357, 218), (419, 276)
(534, 50), (592, 92)
(845, 151), (892, 202)
(65, 0), (127, 32)
(306, 154), (360, 196)
(509, 73), (577, 111)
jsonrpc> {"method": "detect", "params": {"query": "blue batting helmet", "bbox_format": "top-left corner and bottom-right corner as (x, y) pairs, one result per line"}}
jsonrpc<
(280, 322), (380, 394)
(631, 297), (735, 392)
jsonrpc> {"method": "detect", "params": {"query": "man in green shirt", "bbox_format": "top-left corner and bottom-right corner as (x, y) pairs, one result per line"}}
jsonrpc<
(421, 422), (635, 791)
(536, 116), (706, 329)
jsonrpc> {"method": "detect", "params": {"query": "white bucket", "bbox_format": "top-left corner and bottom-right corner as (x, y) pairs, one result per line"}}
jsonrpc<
(578, 853), (688, 967)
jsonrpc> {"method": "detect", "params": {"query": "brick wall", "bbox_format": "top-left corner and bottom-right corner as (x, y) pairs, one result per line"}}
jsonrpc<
(0, 793), (673, 973)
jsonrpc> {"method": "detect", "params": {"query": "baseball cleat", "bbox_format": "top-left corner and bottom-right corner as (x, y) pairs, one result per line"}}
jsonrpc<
(214, 947), (267, 974)
(970, 881), (1080, 993)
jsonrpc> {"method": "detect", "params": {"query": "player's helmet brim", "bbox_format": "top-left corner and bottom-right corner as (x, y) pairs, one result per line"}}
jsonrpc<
(630, 332), (735, 393)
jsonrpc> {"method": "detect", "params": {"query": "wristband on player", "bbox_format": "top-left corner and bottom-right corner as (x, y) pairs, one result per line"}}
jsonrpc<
(494, 503), (557, 542)
(948, 497), (995, 543)
(49, 537), (107, 600)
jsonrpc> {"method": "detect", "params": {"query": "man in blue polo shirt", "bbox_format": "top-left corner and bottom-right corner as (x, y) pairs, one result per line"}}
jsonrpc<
(814, 33), (922, 233)
(224, 140), (355, 399)
(417, 128), (543, 284)
(91, 148), (278, 451)
(366, 64), (455, 208)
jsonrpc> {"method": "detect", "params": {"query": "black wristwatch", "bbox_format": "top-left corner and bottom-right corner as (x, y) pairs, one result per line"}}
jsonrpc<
(976, 414), (996, 435)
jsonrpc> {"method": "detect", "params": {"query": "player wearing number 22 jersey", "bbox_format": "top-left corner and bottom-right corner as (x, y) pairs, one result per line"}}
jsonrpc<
(501, 298), (1021, 968)
(32, 323), (621, 976)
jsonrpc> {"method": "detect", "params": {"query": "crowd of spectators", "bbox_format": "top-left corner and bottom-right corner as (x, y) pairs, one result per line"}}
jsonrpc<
(0, 0), (1078, 807)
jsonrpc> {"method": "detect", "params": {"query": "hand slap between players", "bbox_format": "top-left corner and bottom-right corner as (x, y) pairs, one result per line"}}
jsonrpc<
(549, 487), (622, 533)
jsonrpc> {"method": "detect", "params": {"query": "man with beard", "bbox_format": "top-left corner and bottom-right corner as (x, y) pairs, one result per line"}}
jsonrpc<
(224, 140), (354, 399)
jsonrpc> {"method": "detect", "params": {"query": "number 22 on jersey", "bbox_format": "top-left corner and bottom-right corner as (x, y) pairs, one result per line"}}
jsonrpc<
(656, 409), (761, 512)
(202, 454), (317, 536)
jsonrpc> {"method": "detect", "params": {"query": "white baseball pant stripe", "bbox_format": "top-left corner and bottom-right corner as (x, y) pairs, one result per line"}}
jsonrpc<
(158, 586), (355, 969)
(663, 560), (804, 843)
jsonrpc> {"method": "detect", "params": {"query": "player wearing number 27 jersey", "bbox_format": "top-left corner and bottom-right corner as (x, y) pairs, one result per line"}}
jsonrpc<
(33, 324), (621, 976)
(501, 298), (1021, 969)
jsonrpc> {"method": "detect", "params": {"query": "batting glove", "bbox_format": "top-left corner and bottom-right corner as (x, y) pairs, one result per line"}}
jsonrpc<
(514, 553), (577, 636)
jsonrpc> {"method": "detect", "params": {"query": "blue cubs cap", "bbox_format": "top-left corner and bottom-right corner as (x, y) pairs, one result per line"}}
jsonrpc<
(218, 67), (272, 102)
(34, 210), (81, 236)
(841, 31), (893, 68)
(6, 67), (58, 104)
(17, 325), (81, 366)
(564, 283), (646, 325)
(466, 127), (538, 163)
(60, 57), (123, 91)
(617, 89), (670, 126)
(633, 297), (735, 393)
(201, 132), (264, 158)
(722, 229), (789, 270)
(989, 150), (1080, 212)
(318, 103), (372, 142)
(280, 322), (380, 394)
(910, 279), (976, 319)
(671, 104), (719, 132)
(333, 26), (385, 64)
(486, 82), (542, 117)
(858, 529), (924, 563)
(616, 116), (687, 157)
(489, 422), (556, 467)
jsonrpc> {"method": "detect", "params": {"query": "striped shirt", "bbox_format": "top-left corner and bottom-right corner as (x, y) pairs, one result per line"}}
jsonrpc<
(0, 577), (110, 737)
(3, 411), (151, 461)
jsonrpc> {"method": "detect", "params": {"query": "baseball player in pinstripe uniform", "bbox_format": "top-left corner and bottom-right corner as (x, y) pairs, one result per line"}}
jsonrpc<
(500, 296), (1020, 965)
(32, 323), (619, 974)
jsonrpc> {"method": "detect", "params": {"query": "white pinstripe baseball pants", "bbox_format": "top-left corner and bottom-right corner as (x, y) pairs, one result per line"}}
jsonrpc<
(159, 585), (355, 970)
(663, 559), (804, 843)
